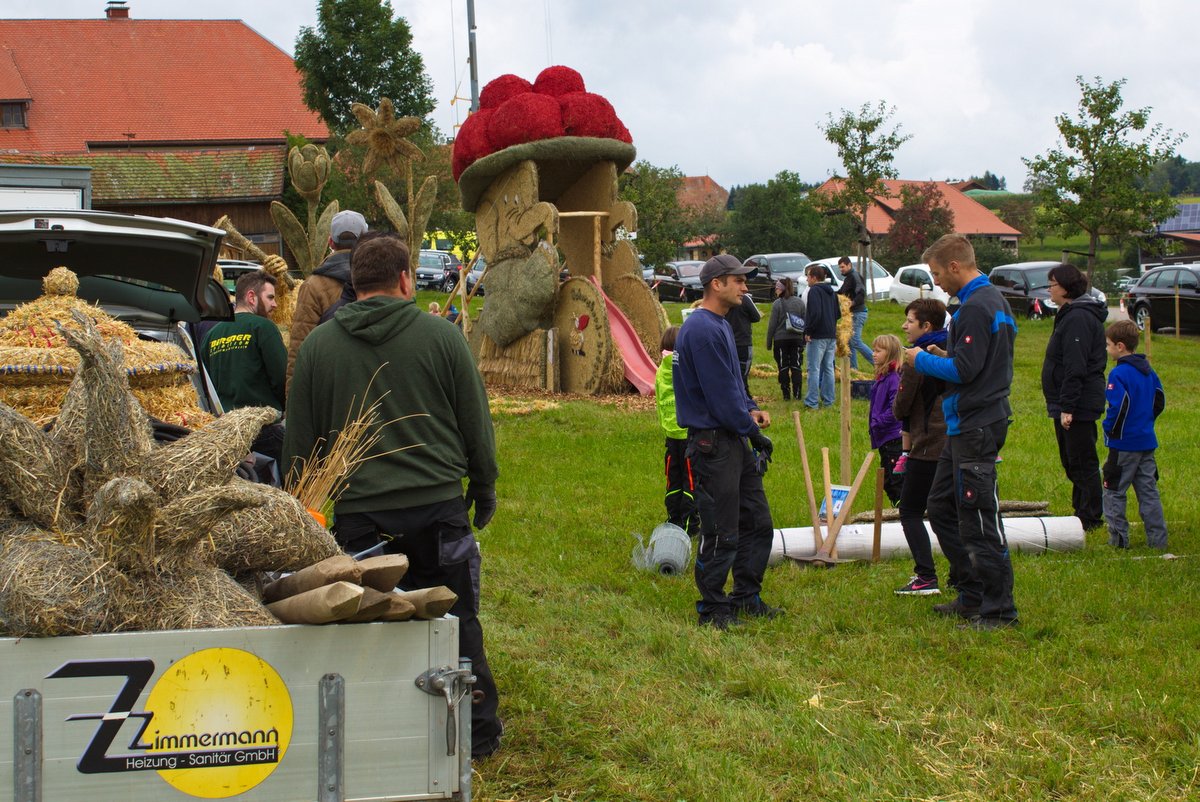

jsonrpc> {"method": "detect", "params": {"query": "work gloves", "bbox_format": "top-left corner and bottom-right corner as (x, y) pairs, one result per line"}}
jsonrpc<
(749, 432), (773, 475)
(466, 482), (497, 529)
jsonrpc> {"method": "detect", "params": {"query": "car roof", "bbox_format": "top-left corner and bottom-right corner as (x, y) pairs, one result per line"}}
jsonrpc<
(992, 261), (1058, 271)
(0, 209), (226, 321)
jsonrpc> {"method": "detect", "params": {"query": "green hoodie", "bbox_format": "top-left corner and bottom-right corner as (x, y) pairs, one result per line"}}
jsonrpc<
(655, 351), (687, 440)
(282, 295), (497, 512)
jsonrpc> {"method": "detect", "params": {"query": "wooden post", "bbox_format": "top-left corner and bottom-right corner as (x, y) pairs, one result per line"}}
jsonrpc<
(793, 411), (824, 550)
(1175, 286), (1181, 339)
(872, 467), (884, 563)
(839, 355), (852, 484)
(1145, 317), (1153, 359)
(593, 214), (602, 283)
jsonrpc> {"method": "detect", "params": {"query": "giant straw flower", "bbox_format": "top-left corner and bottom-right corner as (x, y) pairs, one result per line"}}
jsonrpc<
(346, 98), (424, 176)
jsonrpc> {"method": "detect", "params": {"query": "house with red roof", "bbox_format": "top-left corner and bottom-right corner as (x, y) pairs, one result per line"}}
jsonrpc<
(814, 178), (1022, 250)
(0, 1), (328, 256)
(677, 175), (728, 260)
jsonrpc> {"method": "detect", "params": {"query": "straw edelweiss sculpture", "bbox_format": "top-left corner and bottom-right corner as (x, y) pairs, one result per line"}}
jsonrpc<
(0, 310), (340, 637)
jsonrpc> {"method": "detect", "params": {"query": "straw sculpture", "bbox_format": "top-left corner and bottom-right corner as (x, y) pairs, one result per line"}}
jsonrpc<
(0, 267), (211, 428)
(0, 310), (341, 637)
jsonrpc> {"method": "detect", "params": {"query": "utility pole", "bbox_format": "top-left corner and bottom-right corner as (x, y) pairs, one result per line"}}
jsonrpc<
(467, 0), (480, 113)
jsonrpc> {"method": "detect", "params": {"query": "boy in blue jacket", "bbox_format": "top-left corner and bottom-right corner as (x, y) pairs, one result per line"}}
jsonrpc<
(1101, 320), (1167, 549)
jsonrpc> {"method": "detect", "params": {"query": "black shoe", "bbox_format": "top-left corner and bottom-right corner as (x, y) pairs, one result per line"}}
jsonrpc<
(932, 597), (980, 619)
(698, 611), (744, 629)
(958, 616), (1018, 631)
(737, 600), (784, 619)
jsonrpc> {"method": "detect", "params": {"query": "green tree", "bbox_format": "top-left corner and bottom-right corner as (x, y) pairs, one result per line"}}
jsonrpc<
(878, 183), (955, 267)
(968, 171), (1007, 190)
(817, 101), (911, 259)
(294, 0), (435, 135)
(618, 161), (688, 268)
(1022, 76), (1184, 277)
(722, 171), (831, 258)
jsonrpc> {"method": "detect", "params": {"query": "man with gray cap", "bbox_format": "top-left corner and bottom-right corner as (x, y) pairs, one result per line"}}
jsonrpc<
(286, 209), (368, 387)
(674, 254), (780, 629)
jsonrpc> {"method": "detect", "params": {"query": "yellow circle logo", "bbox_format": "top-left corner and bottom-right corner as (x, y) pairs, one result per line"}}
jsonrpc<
(143, 647), (293, 798)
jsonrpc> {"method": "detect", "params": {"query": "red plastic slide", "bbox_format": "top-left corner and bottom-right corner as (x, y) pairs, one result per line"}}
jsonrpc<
(588, 276), (657, 395)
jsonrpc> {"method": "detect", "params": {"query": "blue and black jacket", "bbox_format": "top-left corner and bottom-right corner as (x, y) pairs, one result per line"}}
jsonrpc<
(1103, 353), (1164, 451)
(914, 274), (1016, 435)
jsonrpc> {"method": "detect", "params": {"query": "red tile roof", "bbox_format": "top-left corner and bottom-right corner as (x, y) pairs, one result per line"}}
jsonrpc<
(1, 147), (286, 203)
(678, 175), (728, 211)
(0, 18), (327, 153)
(814, 178), (1022, 238)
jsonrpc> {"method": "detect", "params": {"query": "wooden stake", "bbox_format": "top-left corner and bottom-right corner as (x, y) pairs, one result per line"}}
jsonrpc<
(872, 466), (884, 563)
(806, 451), (876, 565)
(840, 355), (852, 484)
(792, 411), (824, 550)
(821, 447), (835, 543)
(1145, 318), (1153, 359)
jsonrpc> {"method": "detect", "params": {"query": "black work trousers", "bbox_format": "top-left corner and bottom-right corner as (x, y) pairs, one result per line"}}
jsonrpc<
(334, 497), (502, 749)
(687, 428), (774, 616)
(926, 420), (1017, 622)
(1053, 417), (1104, 529)
(897, 456), (938, 581)
(773, 341), (803, 400)
(664, 436), (699, 535)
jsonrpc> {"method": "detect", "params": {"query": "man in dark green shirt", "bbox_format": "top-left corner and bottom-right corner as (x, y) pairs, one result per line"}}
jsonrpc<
(282, 235), (503, 759)
(202, 270), (288, 413)
(202, 270), (287, 464)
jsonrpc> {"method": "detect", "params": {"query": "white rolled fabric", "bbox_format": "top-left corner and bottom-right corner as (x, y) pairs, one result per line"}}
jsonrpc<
(769, 516), (1085, 565)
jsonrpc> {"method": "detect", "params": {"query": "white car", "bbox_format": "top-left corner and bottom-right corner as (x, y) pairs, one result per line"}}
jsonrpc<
(889, 263), (951, 306)
(807, 257), (893, 300)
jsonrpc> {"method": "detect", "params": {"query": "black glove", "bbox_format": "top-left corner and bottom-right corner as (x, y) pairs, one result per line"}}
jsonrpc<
(749, 432), (773, 475)
(466, 483), (497, 529)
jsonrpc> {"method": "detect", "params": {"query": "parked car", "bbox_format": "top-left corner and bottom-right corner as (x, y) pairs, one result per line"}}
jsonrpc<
(216, 258), (263, 299)
(641, 260), (655, 284)
(465, 256), (486, 296)
(741, 252), (814, 301)
(416, 249), (463, 292)
(0, 209), (232, 416)
(988, 261), (1106, 320)
(889, 263), (951, 307)
(652, 260), (706, 303)
(806, 256), (893, 300)
(1125, 263), (1200, 332)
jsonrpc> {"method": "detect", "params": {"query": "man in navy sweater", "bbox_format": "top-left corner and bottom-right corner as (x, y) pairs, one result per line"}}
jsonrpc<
(904, 234), (1019, 631)
(674, 254), (779, 629)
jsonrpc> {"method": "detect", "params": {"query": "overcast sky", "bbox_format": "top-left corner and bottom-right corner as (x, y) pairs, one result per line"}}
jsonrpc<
(9, 0), (1199, 192)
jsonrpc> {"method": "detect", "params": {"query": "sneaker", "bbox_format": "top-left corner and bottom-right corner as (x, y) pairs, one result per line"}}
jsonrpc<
(958, 616), (1018, 631)
(893, 453), (909, 475)
(932, 597), (980, 619)
(894, 575), (940, 596)
(698, 611), (744, 630)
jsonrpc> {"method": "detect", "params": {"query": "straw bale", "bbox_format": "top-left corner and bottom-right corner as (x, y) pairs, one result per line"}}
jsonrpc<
(604, 274), (667, 362)
(206, 480), (341, 573)
(144, 406), (278, 498)
(0, 402), (77, 530)
(266, 581), (364, 624)
(262, 555), (363, 604)
(396, 586), (458, 619)
(154, 483), (268, 557)
(836, 294), (852, 358)
(554, 277), (620, 394)
(124, 566), (278, 631)
(84, 477), (159, 575)
(358, 554), (409, 591)
(478, 251), (559, 347)
(134, 384), (213, 430)
(0, 532), (124, 637)
(476, 328), (550, 390)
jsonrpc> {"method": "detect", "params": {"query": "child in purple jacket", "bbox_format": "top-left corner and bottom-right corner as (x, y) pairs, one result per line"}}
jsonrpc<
(869, 334), (904, 504)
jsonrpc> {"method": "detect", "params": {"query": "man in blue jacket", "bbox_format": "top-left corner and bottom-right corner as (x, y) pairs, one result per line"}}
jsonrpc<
(803, 264), (841, 409)
(674, 254), (778, 629)
(904, 234), (1019, 630)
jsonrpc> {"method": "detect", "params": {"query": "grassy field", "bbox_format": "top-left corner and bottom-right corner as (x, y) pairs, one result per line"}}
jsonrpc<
(417, 294), (1199, 801)
(1016, 233), (1122, 266)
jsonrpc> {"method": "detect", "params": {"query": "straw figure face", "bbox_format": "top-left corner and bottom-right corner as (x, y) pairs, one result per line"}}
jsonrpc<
(0, 309), (340, 637)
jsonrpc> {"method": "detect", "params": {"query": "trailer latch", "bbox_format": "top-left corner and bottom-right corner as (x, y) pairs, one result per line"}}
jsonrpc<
(415, 666), (476, 756)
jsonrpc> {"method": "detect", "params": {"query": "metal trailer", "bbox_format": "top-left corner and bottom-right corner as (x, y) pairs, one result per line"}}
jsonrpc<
(2, 620), (473, 802)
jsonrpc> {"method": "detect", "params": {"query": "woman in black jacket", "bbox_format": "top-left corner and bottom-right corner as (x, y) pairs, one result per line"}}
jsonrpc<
(1042, 263), (1107, 529)
(765, 278), (805, 400)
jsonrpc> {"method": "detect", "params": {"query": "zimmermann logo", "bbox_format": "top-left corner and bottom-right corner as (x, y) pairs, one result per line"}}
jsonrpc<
(49, 647), (294, 799)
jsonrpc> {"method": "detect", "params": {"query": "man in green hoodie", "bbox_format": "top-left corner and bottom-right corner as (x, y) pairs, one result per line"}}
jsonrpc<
(282, 234), (503, 759)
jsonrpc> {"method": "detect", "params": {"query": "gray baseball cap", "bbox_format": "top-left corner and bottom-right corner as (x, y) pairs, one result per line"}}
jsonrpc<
(330, 210), (368, 245)
(699, 254), (755, 285)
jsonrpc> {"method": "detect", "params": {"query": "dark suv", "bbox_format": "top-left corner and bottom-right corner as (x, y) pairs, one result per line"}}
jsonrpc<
(989, 261), (1106, 320)
(416, 249), (463, 292)
(740, 252), (815, 301)
(1125, 264), (1200, 332)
